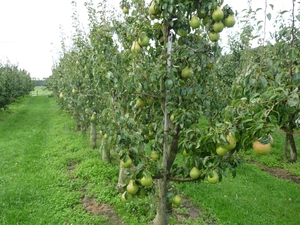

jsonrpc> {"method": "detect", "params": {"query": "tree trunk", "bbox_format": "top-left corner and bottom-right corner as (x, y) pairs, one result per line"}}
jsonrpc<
(167, 125), (180, 171)
(81, 124), (87, 134)
(76, 121), (82, 131)
(284, 130), (297, 162)
(98, 135), (111, 162)
(75, 111), (82, 131)
(102, 146), (111, 162)
(89, 122), (97, 149)
(288, 132), (297, 162)
(116, 167), (127, 193)
(286, 2), (297, 163)
(284, 132), (288, 161)
(153, 30), (173, 225)
(153, 179), (171, 225)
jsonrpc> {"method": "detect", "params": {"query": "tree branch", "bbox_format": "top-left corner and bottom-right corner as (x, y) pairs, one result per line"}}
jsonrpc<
(168, 149), (236, 182)
(168, 173), (206, 182)
(132, 91), (158, 99)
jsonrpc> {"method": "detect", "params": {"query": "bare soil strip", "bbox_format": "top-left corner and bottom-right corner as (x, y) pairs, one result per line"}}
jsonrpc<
(249, 160), (300, 184)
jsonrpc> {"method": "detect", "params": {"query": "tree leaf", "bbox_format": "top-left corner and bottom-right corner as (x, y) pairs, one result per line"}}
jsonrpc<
(231, 168), (236, 178)
(268, 114), (278, 124)
(267, 13), (272, 21)
(275, 73), (282, 84)
(289, 48), (297, 60)
(280, 10), (288, 15)
(293, 71), (300, 86)
(287, 92), (299, 107)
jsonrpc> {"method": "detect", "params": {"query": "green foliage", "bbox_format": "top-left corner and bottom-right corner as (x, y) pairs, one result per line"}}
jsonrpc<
(218, 2), (300, 162)
(46, 0), (300, 223)
(0, 61), (33, 109)
(74, 158), (118, 183)
(0, 95), (120, 224)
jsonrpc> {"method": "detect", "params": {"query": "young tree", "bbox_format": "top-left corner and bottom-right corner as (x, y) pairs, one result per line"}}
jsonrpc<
(0, 62), (33, 109)
(114, 1), (273, 224)
(223, 0), (300, 162)
(48, 1), (284, 224)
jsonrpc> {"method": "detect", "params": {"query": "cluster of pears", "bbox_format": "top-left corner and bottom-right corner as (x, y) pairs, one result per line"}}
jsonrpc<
(149, 0), (161, 19)
(208, 7), (236, 42)
(178, 8), (235, 78)
(121, 176), (154, 203)
(148, 1), (235, 43)
(189, 166), (220, 184)
(216, 133), (237, 157)
(177, 6), (236, 43)
(120, 154), (159, 202)
(131, 32), (150, 54)
(120, 157), (182, 206)
(180, 6), (236, 42)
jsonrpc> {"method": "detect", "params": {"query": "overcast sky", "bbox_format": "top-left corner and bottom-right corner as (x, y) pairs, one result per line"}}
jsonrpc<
(0, 0), (291, 80)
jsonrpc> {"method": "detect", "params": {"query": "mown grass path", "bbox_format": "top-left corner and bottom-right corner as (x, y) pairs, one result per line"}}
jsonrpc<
(0, 96), (57, 223)
(0, 96), (108, 224)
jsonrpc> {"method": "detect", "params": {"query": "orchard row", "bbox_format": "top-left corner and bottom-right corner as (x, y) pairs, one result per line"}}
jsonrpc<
(0, 62), (33, 109)
(45, 1), (293, 224)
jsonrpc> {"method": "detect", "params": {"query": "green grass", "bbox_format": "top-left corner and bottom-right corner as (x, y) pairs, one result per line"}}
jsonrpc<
(0, 95), (155, 224)
(177, 163), (300, 225)
(0, 96), (108, 224)
(30, 86), (52, 96)
(0, 97), (300, 224)
(243, 129), (300, 177)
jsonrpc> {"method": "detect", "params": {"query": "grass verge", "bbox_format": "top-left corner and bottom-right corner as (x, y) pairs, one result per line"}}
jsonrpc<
(0, 96), (112, 224)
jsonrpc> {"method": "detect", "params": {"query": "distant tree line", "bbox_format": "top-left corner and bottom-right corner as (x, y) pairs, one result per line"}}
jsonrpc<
(0, 62), (34, 109)
(31, 79), (46, 86)
(35, 79), (45, 86)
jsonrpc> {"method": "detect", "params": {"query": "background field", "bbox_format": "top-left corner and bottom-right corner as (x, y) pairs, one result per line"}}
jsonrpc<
(30, 86), (52, 96)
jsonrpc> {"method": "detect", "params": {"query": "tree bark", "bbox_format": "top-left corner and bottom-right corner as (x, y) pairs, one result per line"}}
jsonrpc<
(153, 179), (171, 225)
(287, 1), (297, 163)
(89, 122), (97, 149)
(153, 29), (172, 225)
(167, 125), (180, 171)
(284, 132), (288, 161)
(98, 135), (111, 162)
(102, 146), (111, 162)
(284, 130), (297, 162)
(116, 167), (127, 193)
(75, 111), (82, 131)
(288, 132), (297, 162)
(76, 121), (82, 131)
